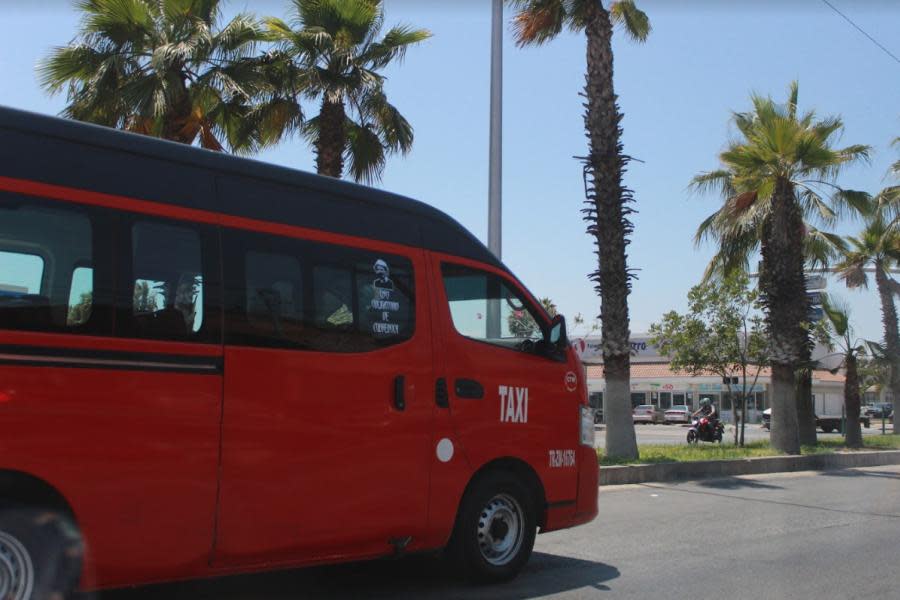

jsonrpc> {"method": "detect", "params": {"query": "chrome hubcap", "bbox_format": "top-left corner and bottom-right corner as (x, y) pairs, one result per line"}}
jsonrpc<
(477, 493), (524, 566)
(0, 531), (34, 600)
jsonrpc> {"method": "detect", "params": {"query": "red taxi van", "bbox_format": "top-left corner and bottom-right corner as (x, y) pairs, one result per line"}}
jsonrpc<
(0, 106), (597, 598)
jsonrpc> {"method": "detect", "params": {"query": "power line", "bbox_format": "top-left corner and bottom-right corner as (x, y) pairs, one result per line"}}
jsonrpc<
(820, 0), (900, 66)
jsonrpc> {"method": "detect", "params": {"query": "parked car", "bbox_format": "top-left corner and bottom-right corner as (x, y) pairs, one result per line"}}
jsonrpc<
(817, 414), (870, 433)
(664, 405), (692, 424)
(763, 408), (871, 433)
(633, 405), (665, 424)
(864, 403), (893, 419)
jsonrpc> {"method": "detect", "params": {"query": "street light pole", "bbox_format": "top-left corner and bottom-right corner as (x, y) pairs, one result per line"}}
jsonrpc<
(488, 0), (502, 260)
(487, 0), (503, 339)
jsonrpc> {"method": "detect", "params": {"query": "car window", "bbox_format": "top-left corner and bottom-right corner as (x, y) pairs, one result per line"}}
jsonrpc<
(0, 197), (108, 334)
(441, 263), (548, 357)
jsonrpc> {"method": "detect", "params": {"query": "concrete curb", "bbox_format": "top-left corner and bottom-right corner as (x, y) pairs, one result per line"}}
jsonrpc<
(599, 450), (900, 486)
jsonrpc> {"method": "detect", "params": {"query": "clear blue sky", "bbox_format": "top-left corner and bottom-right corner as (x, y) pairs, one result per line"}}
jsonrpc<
(1, 0), (898, 341)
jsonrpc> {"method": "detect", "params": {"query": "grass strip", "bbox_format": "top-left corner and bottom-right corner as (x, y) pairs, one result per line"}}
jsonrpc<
(597, 435), (900, 466)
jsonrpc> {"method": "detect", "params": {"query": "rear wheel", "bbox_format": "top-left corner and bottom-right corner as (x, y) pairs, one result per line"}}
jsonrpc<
(0, 508), (82, 600)
(447, 472), (536, 583)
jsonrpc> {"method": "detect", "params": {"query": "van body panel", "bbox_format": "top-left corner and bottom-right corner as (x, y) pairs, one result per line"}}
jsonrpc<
(213, 240), (434, 566)
(0, 333), (222, 589)
(427, 253), (581, 512)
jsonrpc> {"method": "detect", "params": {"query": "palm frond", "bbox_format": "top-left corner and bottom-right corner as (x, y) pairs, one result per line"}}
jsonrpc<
(804, 225), (845, 270)
(359, 25), (431, 70)
(345, 118), (386, 184)
(510, 0), (567, 47)
(609, 0), (651, 42)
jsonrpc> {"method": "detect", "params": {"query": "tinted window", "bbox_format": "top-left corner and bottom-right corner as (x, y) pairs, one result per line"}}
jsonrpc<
(224, 230), (415, 353)
(67, 266), (93, 326)
(0, 195), (110, 334)
(441, 264), (546, 355)
(0, 250), (43, 294)
(123, 219), (218, 342)
(245, 251), (304, 342)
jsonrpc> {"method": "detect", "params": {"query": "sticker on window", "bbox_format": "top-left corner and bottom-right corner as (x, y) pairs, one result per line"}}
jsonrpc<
(370, 259), (401, 337)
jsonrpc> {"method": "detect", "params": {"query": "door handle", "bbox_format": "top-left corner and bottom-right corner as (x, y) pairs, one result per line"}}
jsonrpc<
(455, 378), (484, 400)
(435, 378), (449, 408)
(394, 375), (406, 411)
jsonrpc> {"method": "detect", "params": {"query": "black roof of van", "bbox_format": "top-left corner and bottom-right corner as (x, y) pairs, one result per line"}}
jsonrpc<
(0, 105), (502, 269)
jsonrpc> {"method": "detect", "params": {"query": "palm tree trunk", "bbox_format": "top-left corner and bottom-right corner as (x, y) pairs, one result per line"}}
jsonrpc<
(844, 353), (863, 448)
(797, 368), (818, 446)
(316, 97), (347, 178)
(583, 2), (637, 460)
(759, 178), (809, 455)
(874, 260), (900, 408)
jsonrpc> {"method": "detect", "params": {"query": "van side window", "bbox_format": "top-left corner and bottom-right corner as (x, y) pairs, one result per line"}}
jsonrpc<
(441, 264), (546, 355)
(224, 229), (415, 352)
(245, 251), (304, 344)
(67, 266), (93, 326)
(0, 251), (44, 295)
(0, 196), (107, 334)
(127, 220), (209, 341)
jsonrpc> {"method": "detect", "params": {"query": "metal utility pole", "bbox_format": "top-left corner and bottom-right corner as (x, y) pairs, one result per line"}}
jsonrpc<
(486, 0), (503, 340)
(488, 0), (502, 260)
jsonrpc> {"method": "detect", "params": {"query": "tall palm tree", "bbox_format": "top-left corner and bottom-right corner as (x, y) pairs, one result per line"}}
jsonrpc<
(818, 296), (867, 448)
(39, 0), (270, 152)
(509, 0), (650, 461)
(691, 82), (870, 454)
(835, 214), (900, 414)
(264, 0), (430, 183)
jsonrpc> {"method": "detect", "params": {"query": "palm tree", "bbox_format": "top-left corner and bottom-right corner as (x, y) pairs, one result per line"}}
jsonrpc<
(39, 0), (271, 152)
(264, 0), (430, 183)
(691, 82), (870, 454)
(509, 0), (650, 461)
(835, 214), (900, 415)
(818, 296), (867, 448)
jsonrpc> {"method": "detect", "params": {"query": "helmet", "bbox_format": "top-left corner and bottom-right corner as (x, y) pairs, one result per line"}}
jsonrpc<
(700, 399), (711, 407)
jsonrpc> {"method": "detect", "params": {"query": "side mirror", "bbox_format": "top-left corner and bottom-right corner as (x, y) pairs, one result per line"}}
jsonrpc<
(549, 314), (568, 348)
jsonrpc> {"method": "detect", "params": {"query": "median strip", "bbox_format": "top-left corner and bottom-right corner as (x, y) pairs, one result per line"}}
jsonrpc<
(597, 436), (900, 485)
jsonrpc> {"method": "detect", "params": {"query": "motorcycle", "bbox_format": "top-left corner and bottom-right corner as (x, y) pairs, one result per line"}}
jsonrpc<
(687, 416), (724, 444)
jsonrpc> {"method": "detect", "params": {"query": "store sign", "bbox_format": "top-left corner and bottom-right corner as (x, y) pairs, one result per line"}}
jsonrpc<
(571, 335), (663, 364)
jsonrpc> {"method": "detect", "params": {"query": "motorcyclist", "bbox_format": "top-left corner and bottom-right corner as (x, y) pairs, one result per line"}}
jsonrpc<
(692, 399), (719, 436)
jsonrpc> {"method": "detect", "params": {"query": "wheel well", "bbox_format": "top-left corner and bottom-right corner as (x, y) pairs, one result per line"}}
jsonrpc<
(465, 458), (548, 528)
(0, 470), (76, 520)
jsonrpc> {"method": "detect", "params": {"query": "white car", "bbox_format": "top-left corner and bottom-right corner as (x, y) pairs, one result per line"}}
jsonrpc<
(664, 406), (692, 424)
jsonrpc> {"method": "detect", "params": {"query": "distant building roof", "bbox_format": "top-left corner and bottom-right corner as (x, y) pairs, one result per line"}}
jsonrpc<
(586, 363), (845, 383)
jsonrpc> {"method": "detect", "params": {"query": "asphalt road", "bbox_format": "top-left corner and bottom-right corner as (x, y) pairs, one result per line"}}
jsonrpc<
(596, 423), (896, 446)
(99, 465), (900, 600)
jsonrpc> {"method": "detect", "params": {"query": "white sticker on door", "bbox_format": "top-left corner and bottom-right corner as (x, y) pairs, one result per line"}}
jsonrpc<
(499, 385), (528, 424)
(371, 259), (400, 336)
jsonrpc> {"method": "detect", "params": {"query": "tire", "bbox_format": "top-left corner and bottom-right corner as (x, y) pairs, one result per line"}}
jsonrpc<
(447, 472), (536, 583)
(822, 425), (834, 434)
(0, 508), (83, 600)
(687, 430), (698, 444)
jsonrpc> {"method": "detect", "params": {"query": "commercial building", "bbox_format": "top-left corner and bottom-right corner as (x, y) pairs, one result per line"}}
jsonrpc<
(574, 335), (846, 424)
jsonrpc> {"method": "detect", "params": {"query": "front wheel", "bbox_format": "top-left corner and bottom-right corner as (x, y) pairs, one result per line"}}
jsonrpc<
(687, 430), (698, 444)
(0, 508), (83, 600)
(447, 473), (536, 583)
